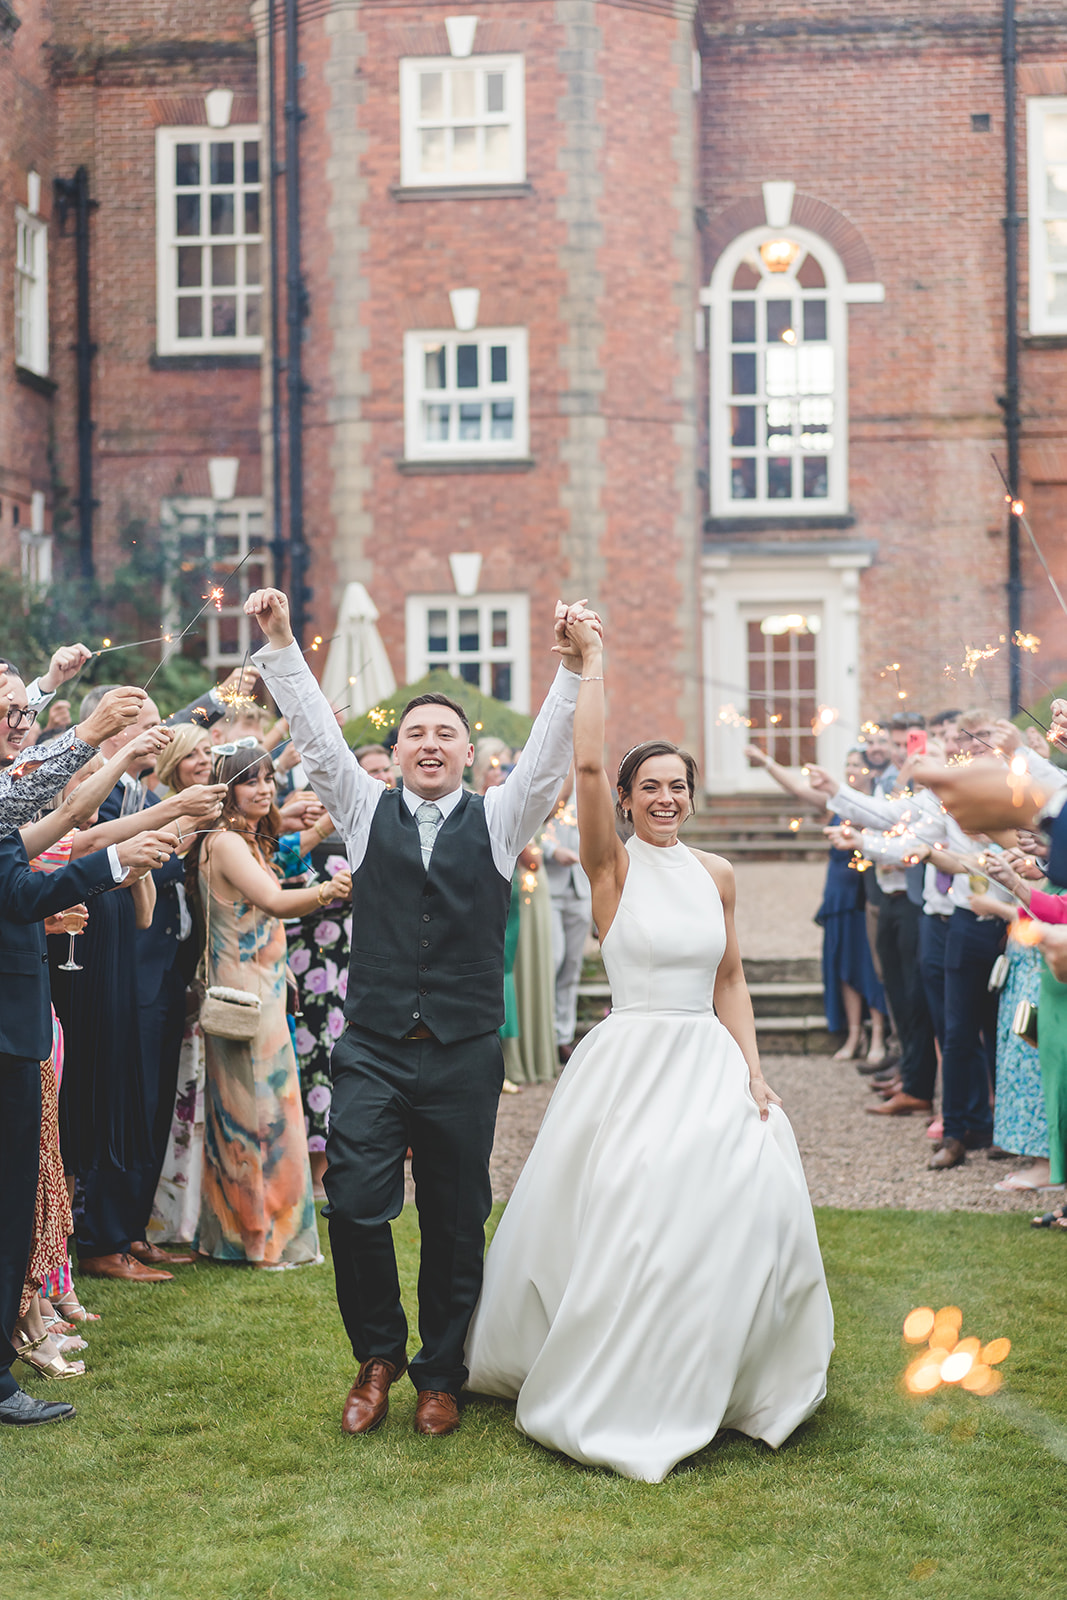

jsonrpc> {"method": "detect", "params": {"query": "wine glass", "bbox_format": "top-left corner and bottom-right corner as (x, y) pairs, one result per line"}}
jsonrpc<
(58, 932), (82, 973)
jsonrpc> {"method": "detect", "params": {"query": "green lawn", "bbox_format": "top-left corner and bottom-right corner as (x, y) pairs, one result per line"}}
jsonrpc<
(2, 1207), (1065, 1600)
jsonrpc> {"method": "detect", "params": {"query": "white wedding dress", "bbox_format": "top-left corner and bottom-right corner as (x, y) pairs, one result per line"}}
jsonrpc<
(465, 835), (834, 1482)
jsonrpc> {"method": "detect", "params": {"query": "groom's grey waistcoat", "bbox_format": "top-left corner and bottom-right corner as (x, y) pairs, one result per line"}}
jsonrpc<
(345, 786), (511, 1044)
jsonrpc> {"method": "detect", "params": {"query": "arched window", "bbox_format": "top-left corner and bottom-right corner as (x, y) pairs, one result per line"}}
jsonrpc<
(707, 227), (848, 517)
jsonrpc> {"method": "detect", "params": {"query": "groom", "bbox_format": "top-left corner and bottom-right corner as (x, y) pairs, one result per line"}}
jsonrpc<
(247, 587), (600, 1436)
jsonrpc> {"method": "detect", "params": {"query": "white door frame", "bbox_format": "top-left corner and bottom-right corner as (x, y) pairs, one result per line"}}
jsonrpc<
(701, 543), (873, 793)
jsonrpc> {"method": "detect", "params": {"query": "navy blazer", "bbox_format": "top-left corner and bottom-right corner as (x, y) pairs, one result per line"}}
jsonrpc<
(0, 829), (118, 1060)
(1045, 807), (1067, 890)
(98, 782), (189, 1007)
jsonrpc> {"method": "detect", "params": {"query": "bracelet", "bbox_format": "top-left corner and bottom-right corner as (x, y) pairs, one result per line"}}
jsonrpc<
(580, 675), (604, 682)
(316, 880), (335, 906)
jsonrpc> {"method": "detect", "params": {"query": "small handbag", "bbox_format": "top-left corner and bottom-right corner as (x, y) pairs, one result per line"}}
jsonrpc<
(988, 953), (1011, 992)
(1012, 999), (1038, 1048)
(198, 846), (263, 1041)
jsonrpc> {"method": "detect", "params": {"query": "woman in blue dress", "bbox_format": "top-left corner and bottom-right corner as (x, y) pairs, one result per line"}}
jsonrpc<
(745, 745), (886, 1063)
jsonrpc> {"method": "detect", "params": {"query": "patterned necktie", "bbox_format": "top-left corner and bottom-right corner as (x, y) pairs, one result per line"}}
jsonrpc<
(414, 801), (443, 869)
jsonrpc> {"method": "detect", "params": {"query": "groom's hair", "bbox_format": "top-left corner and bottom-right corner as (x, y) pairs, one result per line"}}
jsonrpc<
(616, 740), (698, 827)
(399, 691), (471, 738)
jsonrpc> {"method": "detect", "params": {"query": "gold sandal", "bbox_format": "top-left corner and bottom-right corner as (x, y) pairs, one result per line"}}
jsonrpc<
(14, 1331), (86, 1379)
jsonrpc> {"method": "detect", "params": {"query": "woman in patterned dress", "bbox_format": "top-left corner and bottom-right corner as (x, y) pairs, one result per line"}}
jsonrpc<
(189, 746), (351, 1267)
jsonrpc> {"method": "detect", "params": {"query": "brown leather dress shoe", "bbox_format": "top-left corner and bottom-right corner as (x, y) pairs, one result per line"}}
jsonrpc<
(341, 1356), (408, 1435)
(928, 1137), (967, 1170)
(130, 1241), (196, 1266)
(414, 1390), (461, 1436)
(78, 1252), (174, 1282)
(867, 1093), (935, 1116)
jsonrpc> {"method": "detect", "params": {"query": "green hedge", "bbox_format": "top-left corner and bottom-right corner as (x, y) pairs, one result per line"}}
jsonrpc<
(341, 669), (534, 755)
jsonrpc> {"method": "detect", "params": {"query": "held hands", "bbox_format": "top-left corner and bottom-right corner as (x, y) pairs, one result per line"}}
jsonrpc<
(553, 600), (604, 673)
(244, 588), (295, 650)
(749, 1074), (783, 1122)
(321, 868), (352, 904)
(77, 687), (148, 748)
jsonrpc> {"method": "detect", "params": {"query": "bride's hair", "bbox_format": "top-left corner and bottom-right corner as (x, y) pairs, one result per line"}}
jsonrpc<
(616, 741), (699, 831)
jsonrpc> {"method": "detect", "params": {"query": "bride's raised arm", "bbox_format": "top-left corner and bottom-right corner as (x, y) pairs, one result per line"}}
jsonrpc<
(567, 618), (628, 919)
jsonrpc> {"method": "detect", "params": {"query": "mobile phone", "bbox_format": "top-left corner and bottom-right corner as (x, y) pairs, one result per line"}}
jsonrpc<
(906, 729), (927, 758)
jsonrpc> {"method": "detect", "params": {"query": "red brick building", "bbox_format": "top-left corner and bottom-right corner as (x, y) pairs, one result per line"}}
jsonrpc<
(5, 1), (1067, 789)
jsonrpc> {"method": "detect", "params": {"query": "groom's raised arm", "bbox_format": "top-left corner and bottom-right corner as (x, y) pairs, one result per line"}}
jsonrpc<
(484, 601), (602, 872)
(245, 588), (380, 843)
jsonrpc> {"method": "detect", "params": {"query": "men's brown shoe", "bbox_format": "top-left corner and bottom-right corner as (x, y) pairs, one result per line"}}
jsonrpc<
(867, 1093), (934, 1117)
(414, 1390), (461, 1437)
(130, 1241), (196, 1266)
(78, 1252), (173, 1282)
(341, 1356), (408, 1435)
(929, 1138), (967, 1171)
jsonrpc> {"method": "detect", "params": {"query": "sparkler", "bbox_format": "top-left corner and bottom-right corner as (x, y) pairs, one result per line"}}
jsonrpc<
(717, 704), (753, 729)
(993, 455), (1067, 622)
(961, 643), (999, 679)
(879, 662), (908, 701)
(1015, 631), (1041, 654)
(142, 549), (256, 693)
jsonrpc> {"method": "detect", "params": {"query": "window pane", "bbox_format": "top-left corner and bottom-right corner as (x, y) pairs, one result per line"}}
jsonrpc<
(177, 246), (202, 288)
(243, 141), (260, 184)
(1045, 112), (1067, 163)
(424, 345), (446, 389)
(731, 458), (756, 499)
(733, 260), (760, 291)
(767, 419), (793, 451)
(210, 193), (235, 235)
(765, 347), (798, 396)
(799, 396), (833, 428)
(1047, 167), (1067, 215)
(458, 608), (480, 651)
(245, 243), (261, 287)
(177, 297), (202, 338)
(452, 70), (476, 118)
(766, 300), (793, 343)
(210, 143), (235, 186)
(486, 72), (506, 114)
(420, 129), (446, 173)
(798, 346), (834, 394)
(244, 192), (261, 234)
(424, 403), (451, 441)
(427, 609), (448, 652)
(731, 406), (756, 448)
(459, 663), (481, 688)
(175, 144), (200, 186)
(490, 345), (508, 383)
(1046, 219), (1067, 264)
(803, 300), (827, 341)
(491, 663), (512, 702)
(245, 293), (262, 337)
(420, 72), (444, 118)
(456, 345), (479, 387)
(458, 402), (483, 440)
(484, 125), (511, 171)
(491, 610), (508, 648)
(731, 301), (756, 343)
(212, 297), (237, 337)
(452, 127), (478, 171)
(490, 401), (514, 439)
(176, 195), (201, 236)
(796, 252), (826, 289)
(767, 457), (793, 498)
(803, 457), (829, 498)
(212, 245), (237, 286)
(731, 352), (757, 395)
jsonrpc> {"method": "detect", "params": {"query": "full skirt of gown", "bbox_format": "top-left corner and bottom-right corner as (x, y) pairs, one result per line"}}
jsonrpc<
(465, 835), (833, 1482)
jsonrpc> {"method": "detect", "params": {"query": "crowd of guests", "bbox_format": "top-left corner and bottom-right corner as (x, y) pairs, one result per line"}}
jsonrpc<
(0, 640), (592, 1425)
(752, 704), (1067, 1207)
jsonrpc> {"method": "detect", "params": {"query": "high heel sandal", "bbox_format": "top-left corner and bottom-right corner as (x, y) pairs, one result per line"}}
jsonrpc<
(49, 1289), (101, 1323)
(39, 1315), (88, 1354)
(13, 1330), (86, 1379)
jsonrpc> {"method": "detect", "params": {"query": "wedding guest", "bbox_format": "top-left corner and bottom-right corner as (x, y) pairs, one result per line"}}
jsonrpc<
(746, 744), (886, 1065)
(190, 745), (351, 1267)
(511, 840), (559, 1085)
(542, 771), (593, 1066)
(352, 744), (395, 786)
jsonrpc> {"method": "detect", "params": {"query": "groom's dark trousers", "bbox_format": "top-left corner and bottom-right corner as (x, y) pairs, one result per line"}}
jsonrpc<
(326, 1023), (503, 1395)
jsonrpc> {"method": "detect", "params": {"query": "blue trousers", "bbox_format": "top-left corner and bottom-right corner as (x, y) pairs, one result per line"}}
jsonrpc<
(919, 912), (949, 1051)
(940, 909), (1002, 1145)
(0, 1056), (42, 1399)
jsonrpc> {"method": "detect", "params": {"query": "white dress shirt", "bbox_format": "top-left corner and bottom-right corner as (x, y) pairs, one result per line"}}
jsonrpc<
(254, 640), (581, 880)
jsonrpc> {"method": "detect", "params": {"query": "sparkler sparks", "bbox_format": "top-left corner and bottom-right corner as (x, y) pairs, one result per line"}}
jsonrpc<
(717, 704), (753, 729)
(788, 818), (802, 833)
(901, 1304), (1010, 1398)
(961, 643), (1000, 678)
(879, 662), (907, 701)
(1014, 631), (1041, 654)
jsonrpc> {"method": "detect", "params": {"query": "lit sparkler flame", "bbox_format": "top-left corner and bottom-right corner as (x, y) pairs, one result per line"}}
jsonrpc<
(202, 585), (226, 613)
(1009, 916), (1045, 946)
(788, 818), (802, 832)
(813, 705), (838, 730)
(1014, 631), (1041, 654)
(717, 704), (753, 729)
(962, 643), (999, 678)
(102, 637), (112, 648)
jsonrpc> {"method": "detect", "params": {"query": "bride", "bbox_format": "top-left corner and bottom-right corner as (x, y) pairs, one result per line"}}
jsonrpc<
(464, 616), (834, 1481)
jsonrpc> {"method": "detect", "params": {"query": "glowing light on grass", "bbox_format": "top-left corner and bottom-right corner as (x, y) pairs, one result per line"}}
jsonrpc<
(900, 1306), (1010, 1399)
(902, 1307), (935, 1343)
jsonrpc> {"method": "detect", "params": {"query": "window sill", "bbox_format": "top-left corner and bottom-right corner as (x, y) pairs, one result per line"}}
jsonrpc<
(397, 457), (535, 476)
(150, 351), (262, 371)
(15, 365), (57, 397)
(1022, 333), (1067, 350)
(706, 513), (855, 534)
(390, 182), (534, 202)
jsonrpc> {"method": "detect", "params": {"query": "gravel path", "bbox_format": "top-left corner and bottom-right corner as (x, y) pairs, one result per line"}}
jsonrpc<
(484, 1056), (1064, 1215)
